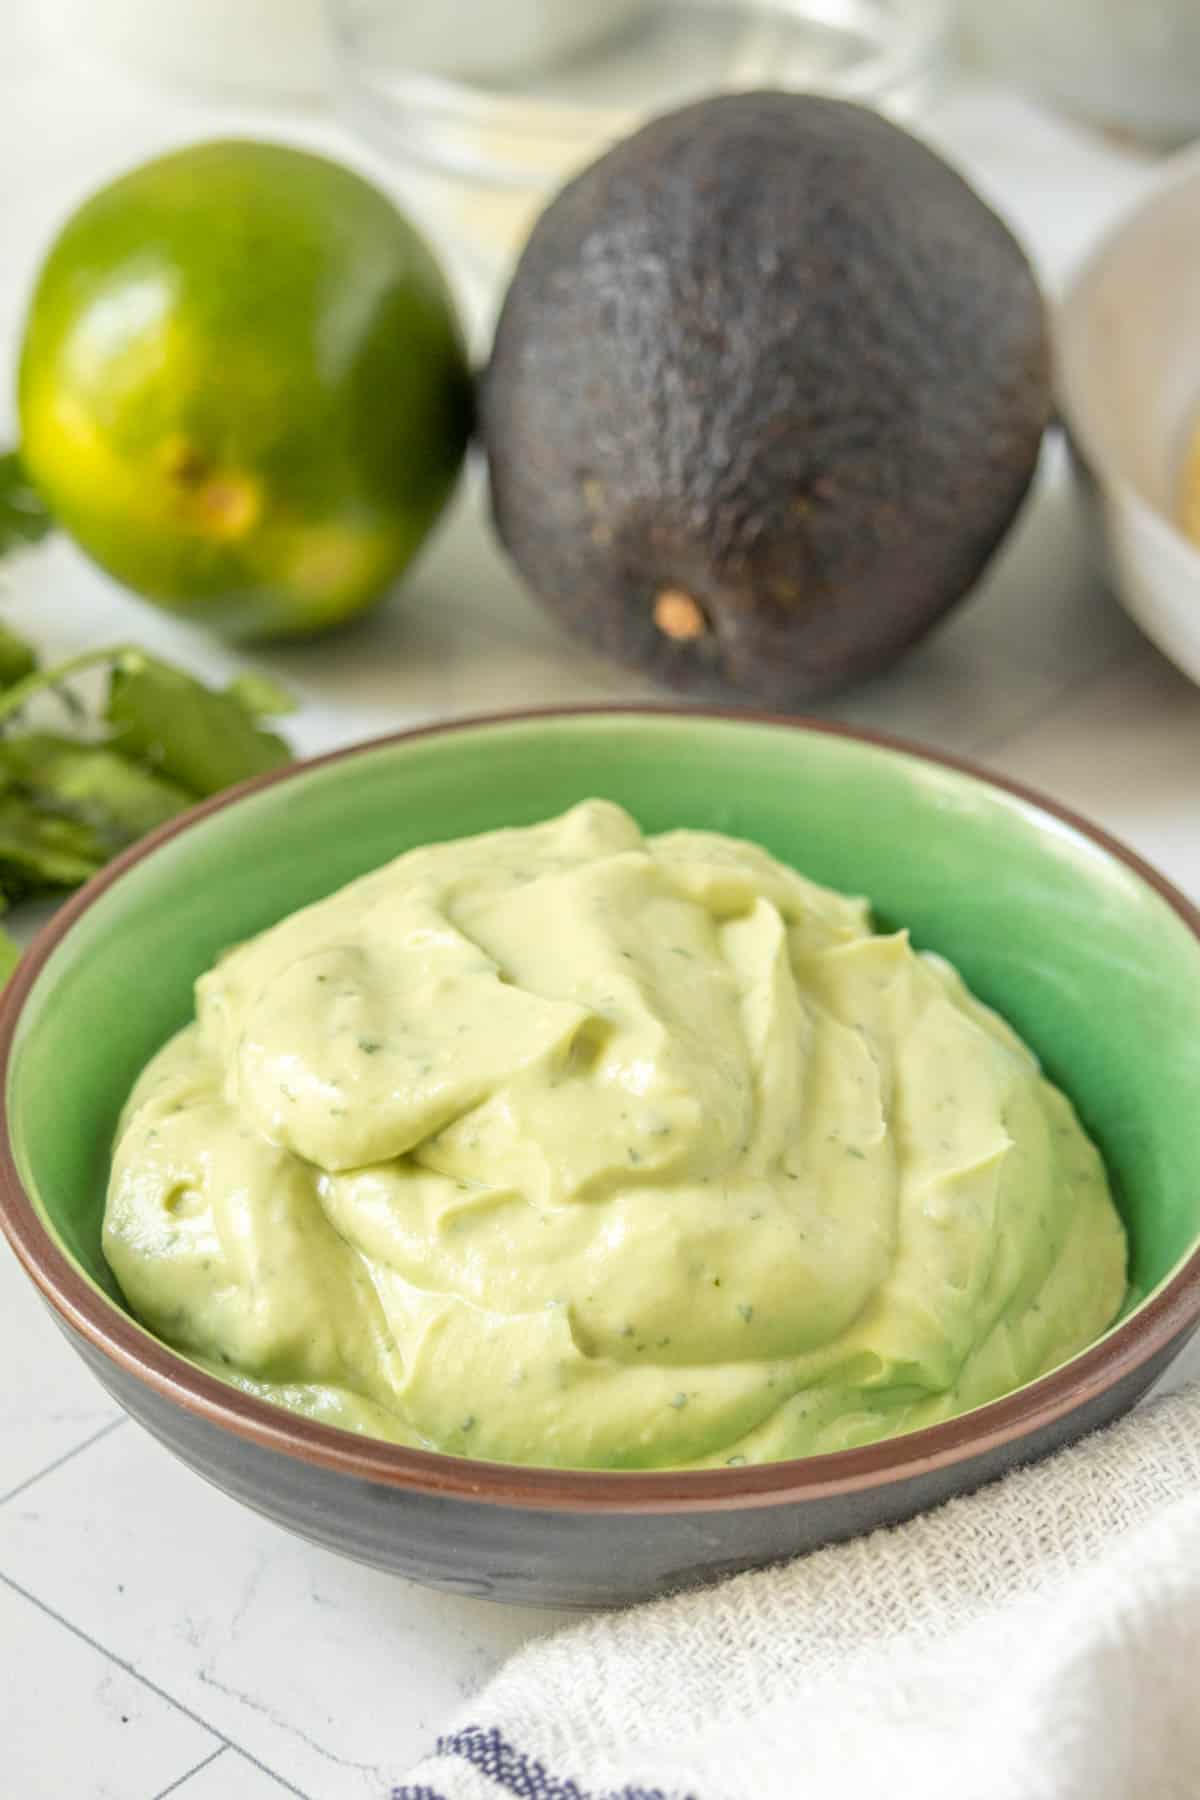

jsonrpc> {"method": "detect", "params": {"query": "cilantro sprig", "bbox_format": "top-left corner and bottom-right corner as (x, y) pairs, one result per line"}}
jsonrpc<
(0, 635), (294, 978)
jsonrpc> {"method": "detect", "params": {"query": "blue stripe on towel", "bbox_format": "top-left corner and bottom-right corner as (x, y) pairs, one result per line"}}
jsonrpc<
(392, 1723), (697, 1800)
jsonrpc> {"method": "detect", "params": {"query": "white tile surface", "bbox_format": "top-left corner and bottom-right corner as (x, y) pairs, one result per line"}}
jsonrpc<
(1153, 1329), (1200, 1400)
(0, 1576), (218, 1800)
(0, 1227), (121, 1502)
(0, 1426), (578, 1798)
(164, 1747), (302, 1799)
(989, 638), (1200, 899)
(1, 19), (1199, 1800)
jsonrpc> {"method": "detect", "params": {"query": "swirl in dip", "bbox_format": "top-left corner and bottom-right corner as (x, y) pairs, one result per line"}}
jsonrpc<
(104, 800), (1127, 1468)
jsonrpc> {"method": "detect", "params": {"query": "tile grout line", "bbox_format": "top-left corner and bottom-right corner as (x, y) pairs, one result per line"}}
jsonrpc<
(0, 1570), (314, 1800)
(0, 1414), (127, 1508)
(151, 1742), (229, 1800)
(198, 1742), (314, 1800)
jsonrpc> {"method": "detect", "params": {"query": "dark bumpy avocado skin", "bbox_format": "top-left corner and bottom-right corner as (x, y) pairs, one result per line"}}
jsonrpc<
(482, 92), (1051, 704)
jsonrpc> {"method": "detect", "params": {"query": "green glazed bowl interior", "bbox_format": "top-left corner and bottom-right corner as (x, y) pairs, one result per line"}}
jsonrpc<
(6, 709), (1200, 1460)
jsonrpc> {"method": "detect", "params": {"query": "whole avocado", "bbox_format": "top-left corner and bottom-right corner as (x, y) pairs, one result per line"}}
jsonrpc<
(482, 93), (1052, 703)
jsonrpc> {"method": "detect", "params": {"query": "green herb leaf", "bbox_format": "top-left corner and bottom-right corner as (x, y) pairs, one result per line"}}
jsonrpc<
(0, 925), (20, 988)
(225, 671), (297, 719)
(106, 652), (291, 797)
(0, 792), (105, 896)
(0, 646), (129, 734)
(0, 452), (53, 558)
(0, 622), (37, 691)
(0, 734), (193, 856)
(0, 641), (292, 910)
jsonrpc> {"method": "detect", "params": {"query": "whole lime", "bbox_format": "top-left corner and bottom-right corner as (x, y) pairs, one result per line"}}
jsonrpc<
(18, 141), (473, 639)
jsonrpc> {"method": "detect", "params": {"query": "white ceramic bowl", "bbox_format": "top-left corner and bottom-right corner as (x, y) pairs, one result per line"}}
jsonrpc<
(1057, 143), (1200, 687)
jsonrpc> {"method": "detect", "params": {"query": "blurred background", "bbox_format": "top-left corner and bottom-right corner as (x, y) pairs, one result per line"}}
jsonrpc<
(21, 0), (1200, 330)
(3, 0), (1199, 768)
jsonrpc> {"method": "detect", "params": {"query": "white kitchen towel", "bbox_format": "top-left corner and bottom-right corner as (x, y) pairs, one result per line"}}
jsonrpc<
(395, 1373), (1200, 1800)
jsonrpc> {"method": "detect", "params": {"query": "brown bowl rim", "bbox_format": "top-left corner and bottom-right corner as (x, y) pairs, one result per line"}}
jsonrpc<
(0, 703), (1197, 1515)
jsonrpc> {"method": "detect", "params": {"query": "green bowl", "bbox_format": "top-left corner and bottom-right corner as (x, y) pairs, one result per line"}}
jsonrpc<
(2, 708), (1198, 1607)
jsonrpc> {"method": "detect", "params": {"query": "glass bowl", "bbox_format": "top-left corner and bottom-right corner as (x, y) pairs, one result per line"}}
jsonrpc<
(326, 0), (951, 318)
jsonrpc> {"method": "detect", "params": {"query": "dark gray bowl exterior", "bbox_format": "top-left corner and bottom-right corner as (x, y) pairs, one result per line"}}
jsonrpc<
(62, 1310), (1189, 1608)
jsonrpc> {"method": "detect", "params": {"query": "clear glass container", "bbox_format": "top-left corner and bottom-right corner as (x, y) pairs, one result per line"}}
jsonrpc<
(38, 0), (329, 100)
(967, 0), (1200, 148)
(326, 0), (951, 315)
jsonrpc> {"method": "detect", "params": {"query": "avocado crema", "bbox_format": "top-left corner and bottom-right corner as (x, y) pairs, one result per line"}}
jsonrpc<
(104, 800), (1127, 1469)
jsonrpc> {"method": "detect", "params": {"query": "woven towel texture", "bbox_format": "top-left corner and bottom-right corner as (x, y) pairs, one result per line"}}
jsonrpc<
(399, 1364), (1200, 1800)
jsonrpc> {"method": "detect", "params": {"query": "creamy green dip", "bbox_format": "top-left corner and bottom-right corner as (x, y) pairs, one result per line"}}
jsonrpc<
(104, 800), (1127, 1468)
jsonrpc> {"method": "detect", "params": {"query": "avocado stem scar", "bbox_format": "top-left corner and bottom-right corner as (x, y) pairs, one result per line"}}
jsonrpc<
(654, 589), (709, 641)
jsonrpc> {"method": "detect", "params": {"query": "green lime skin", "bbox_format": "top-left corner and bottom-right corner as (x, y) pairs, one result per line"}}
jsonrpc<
(19, 140), (473, 639)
